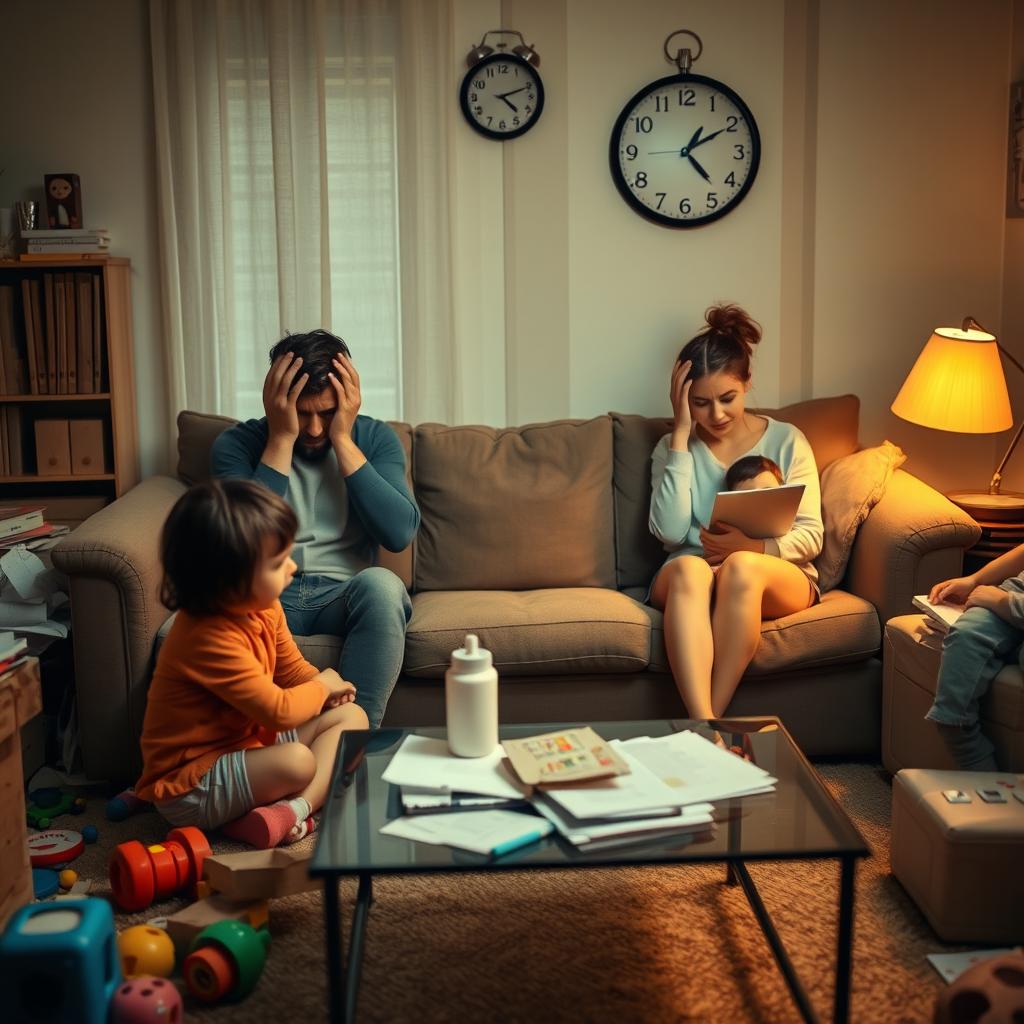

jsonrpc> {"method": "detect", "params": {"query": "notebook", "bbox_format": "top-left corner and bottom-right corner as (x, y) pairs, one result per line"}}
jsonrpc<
(708, 483), (805, 539)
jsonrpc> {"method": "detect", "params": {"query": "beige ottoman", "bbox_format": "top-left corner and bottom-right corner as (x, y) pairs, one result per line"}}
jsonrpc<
(882, 615), (1024, 774)
(890, 768), (1024, 943)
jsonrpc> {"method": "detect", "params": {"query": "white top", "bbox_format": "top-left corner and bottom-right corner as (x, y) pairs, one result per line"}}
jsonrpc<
(648, 416), (824, 584)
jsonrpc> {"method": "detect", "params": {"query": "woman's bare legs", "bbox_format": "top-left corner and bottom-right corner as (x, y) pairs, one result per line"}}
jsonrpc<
(650, 556), (716, 718)
(709, 551), (814, 717)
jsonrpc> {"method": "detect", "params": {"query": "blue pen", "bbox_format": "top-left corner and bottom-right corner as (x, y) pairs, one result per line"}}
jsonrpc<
(489, 826), (550, 858)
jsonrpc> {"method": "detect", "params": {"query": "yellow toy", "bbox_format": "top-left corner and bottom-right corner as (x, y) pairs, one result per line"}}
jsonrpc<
(58, 869), (78, 890)
(116, 925), (175, 979)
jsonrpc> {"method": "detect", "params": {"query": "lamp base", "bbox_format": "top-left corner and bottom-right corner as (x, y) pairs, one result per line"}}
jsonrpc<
(947, 490), (1024, 522)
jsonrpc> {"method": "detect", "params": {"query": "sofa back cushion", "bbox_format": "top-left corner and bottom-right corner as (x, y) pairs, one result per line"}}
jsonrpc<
(612, 394), (861, 589)
(412, 418), (616, 591)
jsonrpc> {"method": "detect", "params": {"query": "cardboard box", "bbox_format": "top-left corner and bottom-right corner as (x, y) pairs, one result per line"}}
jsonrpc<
(34, 419), (71, 476)
(69, 419), (105, 475)
(0, 659), (42, 931)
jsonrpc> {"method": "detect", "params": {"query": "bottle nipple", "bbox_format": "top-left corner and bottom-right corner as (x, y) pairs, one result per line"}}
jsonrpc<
(464, 634), (479, 655)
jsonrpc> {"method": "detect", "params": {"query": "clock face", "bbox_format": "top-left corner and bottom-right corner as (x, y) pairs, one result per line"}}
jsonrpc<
(609, 73), (761, 227)
(459, 53), (544, 140)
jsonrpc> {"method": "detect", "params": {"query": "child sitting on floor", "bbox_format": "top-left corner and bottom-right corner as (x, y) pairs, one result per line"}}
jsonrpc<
(926, 542), (1024, 770)
(135, 479), (368, 848)
(723, 453), (784, 492)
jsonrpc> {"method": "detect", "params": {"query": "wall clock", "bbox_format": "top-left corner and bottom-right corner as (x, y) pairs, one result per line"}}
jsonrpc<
(609, 31), (760, 228)
(459, 30), (544, 141)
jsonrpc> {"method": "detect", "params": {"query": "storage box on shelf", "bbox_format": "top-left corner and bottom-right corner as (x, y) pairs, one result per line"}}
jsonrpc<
(0, 256), (138, 515)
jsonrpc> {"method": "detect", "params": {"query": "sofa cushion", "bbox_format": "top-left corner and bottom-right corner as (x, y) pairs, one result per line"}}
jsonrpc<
(638, 588), (880, 676)
(177, 410), (237, 484)
(816, 440), (906, 592)
(412, 418), (616, 591)
(403, 589), (651, 677)
(611, 394), (861, 589)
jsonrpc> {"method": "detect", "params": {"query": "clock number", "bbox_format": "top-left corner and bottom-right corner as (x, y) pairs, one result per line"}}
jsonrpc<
(499, 63), (509, 74)
(525, 105), (533, 114)
(634, 172), (648, 188)
(655, 95), (668, 113)
(499, 120), (507, 130)
(724, 171), (736, 187)
(474, 106), (483, 115)
(633, 116), (653, 134)
(486, 67), (494, 78)
(625, 144), (638, 161)
(709, 95), (716, 112)
(726, 115), (739, 132)
(706, 192), (718, 210)
(679, 88), (696, 106)
(474, 79), (485, 89)
(513, 116), (520, 127)
(679, 198), (692, 214)
(733, 144), (745, 160)
(486, 116), (493, 126)
(655, 192), (666, 209)
(470, 93), (478, 102)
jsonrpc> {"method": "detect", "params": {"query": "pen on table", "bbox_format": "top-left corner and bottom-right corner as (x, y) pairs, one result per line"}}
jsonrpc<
(489, 826), (551, 858)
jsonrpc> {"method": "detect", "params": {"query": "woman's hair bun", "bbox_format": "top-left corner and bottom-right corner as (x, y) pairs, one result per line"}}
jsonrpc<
(705, 304), (761, 352)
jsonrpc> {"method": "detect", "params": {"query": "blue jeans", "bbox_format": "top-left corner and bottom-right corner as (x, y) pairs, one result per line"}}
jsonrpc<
(280, 567), (412, 728)
(927, 587), (1024, 728)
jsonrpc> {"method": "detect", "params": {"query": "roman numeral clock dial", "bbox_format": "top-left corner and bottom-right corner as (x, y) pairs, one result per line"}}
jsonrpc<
(609, 34), (760, 227)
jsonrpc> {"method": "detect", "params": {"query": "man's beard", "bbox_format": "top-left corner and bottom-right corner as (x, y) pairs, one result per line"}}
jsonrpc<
(295, 440), (332, 463)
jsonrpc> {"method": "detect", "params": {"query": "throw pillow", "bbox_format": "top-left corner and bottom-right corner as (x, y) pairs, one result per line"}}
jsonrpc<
(815, 440), (907, 591)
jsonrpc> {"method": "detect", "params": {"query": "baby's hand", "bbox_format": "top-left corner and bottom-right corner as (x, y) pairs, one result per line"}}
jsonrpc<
(317, 668), (357, 709)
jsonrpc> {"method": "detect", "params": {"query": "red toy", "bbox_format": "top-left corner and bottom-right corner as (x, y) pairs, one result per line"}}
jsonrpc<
(109, 827), (211, 912)
(28, 829), (85, 867)
(109, 975), (183, 1023)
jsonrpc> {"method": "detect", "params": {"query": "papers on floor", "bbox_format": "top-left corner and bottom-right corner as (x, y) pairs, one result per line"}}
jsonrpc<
(380, 809), (553, 857)
(0, 545), (70, 636)
(927, 948), (1021, 983)
(379, 728), (776, 857)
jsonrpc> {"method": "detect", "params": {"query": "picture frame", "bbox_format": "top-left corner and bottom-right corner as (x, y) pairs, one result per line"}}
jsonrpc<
(1008, 82), (1024, 218)
(44, 173), (83, 229)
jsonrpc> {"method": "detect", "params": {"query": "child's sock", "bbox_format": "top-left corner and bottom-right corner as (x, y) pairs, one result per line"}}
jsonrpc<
(284, 816), (318, 845)
(935, 722), (998, 771)
(224, 799), (306, 849)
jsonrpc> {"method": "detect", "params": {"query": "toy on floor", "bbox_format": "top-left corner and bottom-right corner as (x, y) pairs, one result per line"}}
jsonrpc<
(107, 788), (152, 822)
(0, 898), (122, 1024)
(108, 976), (183, 1023)
(182, 920), (270, 1003)
(934, 950), (1024, 1024)
(59, 869), (78, 890)
(26, 788), (87, 829)
(165, 894), (269, 957)
(201, 845), (316, 901)
(32, 868), (60, 899)
(117, 925), (176, 979)
(82, 825), (99, 844)
(109, 826), (211, 912)
(28, 828), (85, 867)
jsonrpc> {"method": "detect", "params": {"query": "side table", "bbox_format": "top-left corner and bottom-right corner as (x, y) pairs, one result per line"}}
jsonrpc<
(0, 658), (43, 930)
(963, 517), (1024, 576)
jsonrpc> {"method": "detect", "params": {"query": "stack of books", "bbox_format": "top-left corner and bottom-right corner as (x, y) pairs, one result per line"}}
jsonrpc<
(0, 631), (29, 674)
(377, 727), (777, 857)
(0, 506), (70, 553)
(21, 228), (110, 256)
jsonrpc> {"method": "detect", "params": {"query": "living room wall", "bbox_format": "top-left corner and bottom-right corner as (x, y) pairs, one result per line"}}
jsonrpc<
(0, 0), (1019, 496)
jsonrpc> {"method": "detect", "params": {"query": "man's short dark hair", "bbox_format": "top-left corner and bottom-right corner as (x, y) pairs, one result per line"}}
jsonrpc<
(160, 479), (297, 616)
(269, 329), (351, 397)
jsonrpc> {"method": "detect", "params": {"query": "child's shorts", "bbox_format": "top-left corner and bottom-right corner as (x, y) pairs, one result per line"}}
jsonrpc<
(155, 728), (300, 831)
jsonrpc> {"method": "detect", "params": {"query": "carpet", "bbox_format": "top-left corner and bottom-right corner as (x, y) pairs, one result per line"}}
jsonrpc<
(36, 764), (959, 1022)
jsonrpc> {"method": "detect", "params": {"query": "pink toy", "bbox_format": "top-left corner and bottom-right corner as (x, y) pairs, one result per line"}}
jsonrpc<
(109, 976), (183, 1023)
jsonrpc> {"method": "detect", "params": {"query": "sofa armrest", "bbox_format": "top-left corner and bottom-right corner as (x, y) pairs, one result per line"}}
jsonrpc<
(51, 475), (187, 783)
(845, 468), (981, 626)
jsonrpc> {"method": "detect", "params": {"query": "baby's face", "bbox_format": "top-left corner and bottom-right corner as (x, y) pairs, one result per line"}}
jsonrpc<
(49, 178), (72, 200)
(733, 470), (780, 491)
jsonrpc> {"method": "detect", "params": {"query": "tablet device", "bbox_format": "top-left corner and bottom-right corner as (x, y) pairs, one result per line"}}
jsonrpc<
(708, 483), (805, 540)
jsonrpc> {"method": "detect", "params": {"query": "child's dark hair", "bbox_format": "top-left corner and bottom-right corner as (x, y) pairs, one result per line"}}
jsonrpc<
(269, 329), (351, 397)
(725, 454), (784, 491)
(160, 480), (297, 615)
(678, 304), (761, 383)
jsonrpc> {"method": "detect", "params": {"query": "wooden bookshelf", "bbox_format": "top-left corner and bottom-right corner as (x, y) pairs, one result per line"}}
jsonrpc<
(0, 256), (139, 516)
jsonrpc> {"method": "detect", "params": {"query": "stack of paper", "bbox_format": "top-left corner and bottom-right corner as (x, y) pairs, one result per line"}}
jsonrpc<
(0, 546), (71, 637)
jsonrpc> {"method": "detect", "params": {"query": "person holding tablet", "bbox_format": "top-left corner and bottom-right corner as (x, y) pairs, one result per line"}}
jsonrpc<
(648, 305), (824, 721)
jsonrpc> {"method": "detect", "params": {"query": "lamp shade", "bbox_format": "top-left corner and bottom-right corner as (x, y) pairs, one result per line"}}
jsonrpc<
(891, 327), (1012, 434)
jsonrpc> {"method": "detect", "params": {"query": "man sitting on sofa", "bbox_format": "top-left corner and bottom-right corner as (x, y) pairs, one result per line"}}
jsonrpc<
(211, 329), (420, 727)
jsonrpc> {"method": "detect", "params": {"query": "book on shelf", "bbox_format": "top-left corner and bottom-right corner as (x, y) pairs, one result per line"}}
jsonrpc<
(0, 412), (7, 476)
(28, 243), (110, 255)
(21, 227), (110, 240)
(0, 523), (70, 550)
(3, 408), (24, 475)
(0, 285), (28, 394)
(63, 272), (77, 394)
(913, 594), (965, 631)
(91, 274), (102, 391)
(76, 273), (94, 393)
(0, 510), (50, 540)
(54, 275), (67, 394)
(503, 727), (632, 787)
(43, 274), (57, 393)
(18, 253), (112, 263)
(19, 280), (39, 394)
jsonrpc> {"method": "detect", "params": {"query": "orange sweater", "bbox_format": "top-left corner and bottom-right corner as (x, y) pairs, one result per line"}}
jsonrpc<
(136, 601), (329, 803)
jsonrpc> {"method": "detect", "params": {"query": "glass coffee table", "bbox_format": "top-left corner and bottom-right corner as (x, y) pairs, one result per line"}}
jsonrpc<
(309, 718), (869, 1023)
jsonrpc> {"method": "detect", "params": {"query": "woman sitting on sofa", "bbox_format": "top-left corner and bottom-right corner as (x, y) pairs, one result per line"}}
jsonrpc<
(648, 304), (824, 720)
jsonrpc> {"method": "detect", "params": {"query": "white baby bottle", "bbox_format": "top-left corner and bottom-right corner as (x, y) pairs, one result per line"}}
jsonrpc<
(445, 634), (498, 757)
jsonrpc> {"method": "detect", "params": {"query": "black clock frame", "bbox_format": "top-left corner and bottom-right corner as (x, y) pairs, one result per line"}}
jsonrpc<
(459, 52), (545, 141)
(608, 71), (761, 228)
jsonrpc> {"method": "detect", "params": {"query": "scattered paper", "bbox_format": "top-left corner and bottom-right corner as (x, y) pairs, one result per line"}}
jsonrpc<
(382, 735), (528, 800)
(927, 948), (1021, 983)
(380, 809), (553, 856)
(0, 547), (63, 600)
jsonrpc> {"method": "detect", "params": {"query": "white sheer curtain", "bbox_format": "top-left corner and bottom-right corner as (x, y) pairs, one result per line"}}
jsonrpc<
(150, 0), (454, 445)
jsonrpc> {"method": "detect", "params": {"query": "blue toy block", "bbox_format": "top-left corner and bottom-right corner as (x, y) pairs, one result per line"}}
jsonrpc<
(0, 898), (122, 1024)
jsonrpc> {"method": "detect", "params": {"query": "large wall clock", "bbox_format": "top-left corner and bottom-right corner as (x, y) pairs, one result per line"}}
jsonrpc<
(609, 31), (760, 228)
(459, 30), (544, 141)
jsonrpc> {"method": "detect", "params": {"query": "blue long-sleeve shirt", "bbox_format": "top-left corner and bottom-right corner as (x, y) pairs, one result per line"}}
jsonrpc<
(211, 416), (420, 580)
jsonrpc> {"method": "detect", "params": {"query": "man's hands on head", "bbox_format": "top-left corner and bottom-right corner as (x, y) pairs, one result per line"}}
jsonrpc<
(260, 353), (308, 475)
(328, 354), (368, 475)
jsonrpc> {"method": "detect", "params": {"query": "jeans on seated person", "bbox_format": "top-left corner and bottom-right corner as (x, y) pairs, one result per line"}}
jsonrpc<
(926, 587), (1024, 771)
(281, 566), (411, 728)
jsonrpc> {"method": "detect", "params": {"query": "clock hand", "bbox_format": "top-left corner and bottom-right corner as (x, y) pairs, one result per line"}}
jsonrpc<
(495, 87), (529, 100)
(500, 96), (519, 113)
(687, 153), (711, 183)
(689, 127), (727, 150)
(685, 124), (704, 151)
(647, 125), (710, 158)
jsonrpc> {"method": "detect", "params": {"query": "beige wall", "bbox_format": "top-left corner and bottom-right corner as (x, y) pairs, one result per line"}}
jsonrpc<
(0, 0), (167, 476)
(3, 0), (1020, 497)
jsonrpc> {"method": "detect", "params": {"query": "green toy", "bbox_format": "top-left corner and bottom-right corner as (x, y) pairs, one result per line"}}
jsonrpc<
(182, 920), (271, 1003)
(26, 789), (87, 829)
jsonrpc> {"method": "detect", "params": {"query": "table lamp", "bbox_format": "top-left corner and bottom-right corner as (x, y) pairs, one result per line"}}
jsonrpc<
(891, 316), (1024, 521)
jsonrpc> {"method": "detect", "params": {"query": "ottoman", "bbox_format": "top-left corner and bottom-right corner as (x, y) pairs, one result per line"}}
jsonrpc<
(890, 767), (1024, 943)
(882, 615), (1024, 774)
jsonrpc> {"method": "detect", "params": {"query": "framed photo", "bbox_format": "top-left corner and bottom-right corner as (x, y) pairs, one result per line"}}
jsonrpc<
(44, 173), (83, 229)
(1009, 83), (1024, 218)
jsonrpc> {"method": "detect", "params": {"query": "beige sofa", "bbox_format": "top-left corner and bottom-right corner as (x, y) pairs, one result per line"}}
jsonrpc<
(52, 395), (980, 784)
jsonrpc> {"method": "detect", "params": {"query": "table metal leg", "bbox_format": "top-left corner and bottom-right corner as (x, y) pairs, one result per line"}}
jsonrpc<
(324, 875), (345, 1024)
(345, 874), (373, 1023)
(833, 856), (856, 1024)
